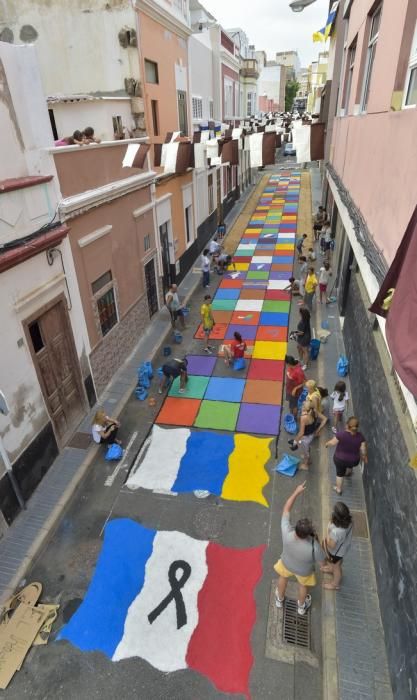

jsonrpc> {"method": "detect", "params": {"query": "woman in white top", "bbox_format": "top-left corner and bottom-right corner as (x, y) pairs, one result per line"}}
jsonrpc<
(91, 410), (121, 445)
(330, 380), (349, 432)
(321, 502), (353, 590)
(318, 262), (331, 303)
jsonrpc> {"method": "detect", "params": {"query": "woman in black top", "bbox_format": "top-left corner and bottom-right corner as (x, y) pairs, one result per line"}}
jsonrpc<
(296, 306), (311, 370)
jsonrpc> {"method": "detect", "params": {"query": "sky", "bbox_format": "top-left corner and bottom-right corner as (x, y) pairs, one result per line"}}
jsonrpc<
(202, 0), (330, 67)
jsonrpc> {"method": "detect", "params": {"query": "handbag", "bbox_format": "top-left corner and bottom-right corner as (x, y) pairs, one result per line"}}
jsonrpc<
(233, 357), (246, 371)
(105, 443), (123, 461)
(337, 355), (349, 377)
(283, 413), (297, 435)
(275, 453), (301, 477)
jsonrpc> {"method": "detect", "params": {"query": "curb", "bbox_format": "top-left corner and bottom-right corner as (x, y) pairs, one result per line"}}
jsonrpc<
(0, 174), (263, 604)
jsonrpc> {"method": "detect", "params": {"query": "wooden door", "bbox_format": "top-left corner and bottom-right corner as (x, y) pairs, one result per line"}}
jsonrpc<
(26, 298), (85, 444)
(145, 258), (159, 317)
(159, 222), (172, 293)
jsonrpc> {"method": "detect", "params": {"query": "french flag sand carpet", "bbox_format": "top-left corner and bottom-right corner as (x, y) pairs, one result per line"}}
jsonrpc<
(59, 519), (265, 698)
(126, 425), (271, 506)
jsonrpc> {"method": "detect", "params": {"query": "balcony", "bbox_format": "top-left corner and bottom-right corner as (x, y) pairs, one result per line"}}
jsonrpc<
(50, 139), (152, 198)
(240, 59), (259, 80)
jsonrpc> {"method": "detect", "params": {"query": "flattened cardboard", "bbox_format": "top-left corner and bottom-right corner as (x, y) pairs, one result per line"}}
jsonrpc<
(32, 604), (59, 647)
(0, 583), (42, 626)
(0, 603), (48, 689)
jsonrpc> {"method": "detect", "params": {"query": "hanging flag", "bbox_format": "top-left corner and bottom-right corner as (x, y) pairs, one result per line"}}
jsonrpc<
(369, 204), (417, 397)
(122, 143), (150, 169)
(163, 142), (193, 174)
(248, 132), (277, 168)
(292, 123), (325, 162)
(313, 1), (339, 42)
(59, 519), (265, 698)
(126, 426), (271, 506)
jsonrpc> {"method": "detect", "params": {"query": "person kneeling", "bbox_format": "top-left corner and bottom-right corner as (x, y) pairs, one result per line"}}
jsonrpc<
(92, 410), (121, 445)
(223, 332), (246, 366)
(159, 357), (188, 394)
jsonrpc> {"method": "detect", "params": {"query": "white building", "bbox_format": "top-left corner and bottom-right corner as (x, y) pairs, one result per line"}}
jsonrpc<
(2, 0), (145, 141)
(0, 43), (90, 525)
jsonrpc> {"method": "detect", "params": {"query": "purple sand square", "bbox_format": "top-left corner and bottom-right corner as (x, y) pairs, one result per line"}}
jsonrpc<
(237, 403), (281, 436)
(269, 271), (292, 280)
(185, 355), (217, 376)
(226, 324), (257, 340)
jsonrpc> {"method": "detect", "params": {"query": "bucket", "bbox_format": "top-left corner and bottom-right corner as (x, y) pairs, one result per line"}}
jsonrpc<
(173, 331), (183, 344)
(310, 338), (321, 360)
(163, 346), (171, 356)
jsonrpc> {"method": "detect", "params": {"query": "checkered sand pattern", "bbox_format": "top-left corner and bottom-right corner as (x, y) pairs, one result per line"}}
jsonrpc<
(157, 172), (300, 436)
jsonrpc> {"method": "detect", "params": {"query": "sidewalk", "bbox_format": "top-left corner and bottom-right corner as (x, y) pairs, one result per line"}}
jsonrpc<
(309, 166), (392, 700)
(0, 173), (264, 605)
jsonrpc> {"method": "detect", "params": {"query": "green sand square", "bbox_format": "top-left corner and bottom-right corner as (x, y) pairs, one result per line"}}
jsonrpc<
(246, 271), (269, 280)
(262, 300), (291, 312)
(235, 249), (255, 256)
(211, 299), (237, 311)
(168, 375), (209, 399)
(194, 400), (240, 431)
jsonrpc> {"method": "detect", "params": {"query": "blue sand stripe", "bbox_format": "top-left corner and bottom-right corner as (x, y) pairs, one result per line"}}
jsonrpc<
(58, 519), (156, 657)
(173, 431), (234, 495)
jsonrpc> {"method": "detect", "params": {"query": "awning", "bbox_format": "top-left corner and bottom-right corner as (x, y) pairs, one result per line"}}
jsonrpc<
(313, 1), (339, 42)
(370, 204), (417, 397)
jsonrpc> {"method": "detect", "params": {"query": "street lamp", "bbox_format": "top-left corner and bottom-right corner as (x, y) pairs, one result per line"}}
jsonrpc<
(289, 0), (318, 11)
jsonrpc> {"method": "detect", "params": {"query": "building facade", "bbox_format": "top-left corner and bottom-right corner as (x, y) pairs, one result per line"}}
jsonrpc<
(0, 43), (91, 524)
(257, 58), (286, 113)
(323, 0), (417, 694)
(275, 50), (301, 81)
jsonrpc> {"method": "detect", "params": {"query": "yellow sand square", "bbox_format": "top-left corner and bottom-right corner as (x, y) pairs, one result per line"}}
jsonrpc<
(282, 215), (297, 222)
(256, 206), (269, 210)
(245, 228), (262, 234)
(233, 262), (250, 271)
(275, 243), (295, 251)
(253, 341), (287, 360)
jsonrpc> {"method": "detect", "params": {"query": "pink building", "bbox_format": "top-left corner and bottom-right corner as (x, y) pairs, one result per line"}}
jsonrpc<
(323, 1), (417, 694)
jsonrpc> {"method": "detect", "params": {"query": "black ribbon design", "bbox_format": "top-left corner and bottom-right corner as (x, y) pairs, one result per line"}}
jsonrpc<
(148, 560), (191, 630)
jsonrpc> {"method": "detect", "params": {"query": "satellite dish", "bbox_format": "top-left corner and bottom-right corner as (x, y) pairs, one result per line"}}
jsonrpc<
(0, 391), (9, 416)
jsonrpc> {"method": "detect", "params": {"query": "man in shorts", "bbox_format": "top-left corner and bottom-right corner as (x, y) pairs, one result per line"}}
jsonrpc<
(274, 482), (324, 615)
(200, 294), (215, 354)
(158, 357), (188, 394)
(165, 284), (185, 329)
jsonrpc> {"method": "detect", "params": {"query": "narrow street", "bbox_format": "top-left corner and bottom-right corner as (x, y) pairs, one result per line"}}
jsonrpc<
(5, 166), (325, 700)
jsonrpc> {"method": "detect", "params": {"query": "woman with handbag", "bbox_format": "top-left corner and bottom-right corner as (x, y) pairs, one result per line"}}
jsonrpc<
(290, 399), (327, 471)
(325, 416), (367, 494)
(321, 502), (353, 590)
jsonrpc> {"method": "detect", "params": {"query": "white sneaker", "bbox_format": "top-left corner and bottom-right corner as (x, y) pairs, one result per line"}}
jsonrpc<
(275, 593), (285, 609)
(302, 364), (307, 371)
(332, 427), (337, 433)
(204, 347), (212, 354)
(158, 388), (162, 394)
(298, 594), (312, 616)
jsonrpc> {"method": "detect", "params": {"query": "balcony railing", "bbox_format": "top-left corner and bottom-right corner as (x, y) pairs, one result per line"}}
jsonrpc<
(240, 59), (259, 79)
(50, 139), (150, 198)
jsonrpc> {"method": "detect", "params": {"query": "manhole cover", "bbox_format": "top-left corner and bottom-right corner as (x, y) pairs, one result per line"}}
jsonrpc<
(351, 510), (369, 538)
(282, 599), (311, 649)
(193, 507), (225, 540)
(67, 432), (91, 450)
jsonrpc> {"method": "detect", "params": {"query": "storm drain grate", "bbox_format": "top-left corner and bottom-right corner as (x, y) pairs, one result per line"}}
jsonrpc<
(282, 599), (311, 649)
(67, 432), (91, 450)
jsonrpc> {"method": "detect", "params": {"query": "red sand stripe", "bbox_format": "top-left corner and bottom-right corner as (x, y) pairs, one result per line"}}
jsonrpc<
(187, 542), (265, 698)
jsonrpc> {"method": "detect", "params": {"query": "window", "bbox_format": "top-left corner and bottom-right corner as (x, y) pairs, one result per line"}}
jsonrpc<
(224, 80), (234, 117)
(29, 322), (44, 353)
(209, 100), (214, 119)
(144, 59), (159, 84)
(185, 205), (192, 244)
(97, 289), (118, 336)
(342, 39), (356, 112)
(227, 166), (232, 193)
(92, 271), (118, 336)
(177, 90), (188, 134)
(208, 173), (214, 212)
(192, 96), (203, 120)
(404, 22), (417, 107)
(112, 115), (123, 137)
(360, 4), (382, 112)
(144, 234), (151, 251)
(247, 91), (255, 116)
(151, 99), (159, 135)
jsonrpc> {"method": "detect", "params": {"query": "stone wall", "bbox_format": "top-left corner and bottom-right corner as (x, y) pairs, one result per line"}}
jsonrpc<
(90, 293), (150, 396)
(343, 272), (417, 698)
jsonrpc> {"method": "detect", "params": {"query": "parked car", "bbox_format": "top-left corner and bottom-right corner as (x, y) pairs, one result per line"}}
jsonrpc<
(284, 142), (296, 156)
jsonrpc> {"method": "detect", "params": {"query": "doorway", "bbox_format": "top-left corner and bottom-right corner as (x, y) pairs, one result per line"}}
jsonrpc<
(159, 222), (172, 294)
(144, 258), (159, 317)
(25, 297), (86, 445)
